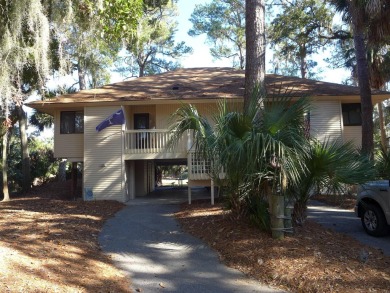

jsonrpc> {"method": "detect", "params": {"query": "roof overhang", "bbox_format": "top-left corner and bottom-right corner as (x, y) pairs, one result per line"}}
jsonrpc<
(26, 67), (390, 115)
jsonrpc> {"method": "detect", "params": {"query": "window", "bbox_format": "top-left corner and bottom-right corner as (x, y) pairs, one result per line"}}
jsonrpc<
(60, 111), (84, 134)
(342, 103), (362, 126)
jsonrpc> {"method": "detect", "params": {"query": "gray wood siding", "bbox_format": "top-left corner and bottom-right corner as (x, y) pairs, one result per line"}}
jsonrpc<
(310, 101), (342, 143)
(53, 110), (84, 159)
(83, 106), (124, 201)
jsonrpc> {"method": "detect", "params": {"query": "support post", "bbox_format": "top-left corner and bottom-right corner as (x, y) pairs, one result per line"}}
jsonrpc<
(71, 162), (78, 200)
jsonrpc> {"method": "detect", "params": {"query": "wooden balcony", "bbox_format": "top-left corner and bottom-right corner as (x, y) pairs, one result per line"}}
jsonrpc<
(123, 130), (225, 183)
(123, 129), (188, 159)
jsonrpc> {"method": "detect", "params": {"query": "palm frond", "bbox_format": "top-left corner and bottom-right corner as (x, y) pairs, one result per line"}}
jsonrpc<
(289, 138), (376, 202)
(375, 146), (390, 178)
(168, 103), (214, 154)
(169, 92), (313, 198)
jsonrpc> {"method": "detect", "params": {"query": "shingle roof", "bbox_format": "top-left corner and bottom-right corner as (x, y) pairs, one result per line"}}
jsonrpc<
(27, 67), (390, 107)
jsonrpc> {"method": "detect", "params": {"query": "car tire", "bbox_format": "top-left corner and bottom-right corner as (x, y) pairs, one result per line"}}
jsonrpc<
(361, 203), (390, 237)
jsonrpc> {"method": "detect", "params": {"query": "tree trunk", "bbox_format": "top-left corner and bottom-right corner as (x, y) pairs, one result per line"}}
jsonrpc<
(78, 60), (87, 90)
(351, 8), (373, 156)
(378, 102), (387, 152)
(239, 45), (245, 70)
(16, 105), (31, 193)
(139, 62), (145, 77)
(244, 0), (265, 111)
(293, 200), (307, 225)
(299, 46), (307, 79)
(2, 130), (10, 201)
(58, 159), (67, 182)
(71, 162), (78, 200)
(270, 194), (284, 239)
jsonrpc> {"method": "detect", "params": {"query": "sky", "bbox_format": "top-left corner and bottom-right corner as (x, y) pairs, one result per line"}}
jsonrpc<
(175, 0), (229, 68)
(174, 0), (350, 84)
(49, 0), (350, 88)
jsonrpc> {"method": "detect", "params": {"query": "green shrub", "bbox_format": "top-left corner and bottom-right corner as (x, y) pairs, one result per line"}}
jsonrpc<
(246, 195), (270, 232)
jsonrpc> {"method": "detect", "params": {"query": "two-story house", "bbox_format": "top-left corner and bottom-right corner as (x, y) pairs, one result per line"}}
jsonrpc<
(27, 67), (390, 202)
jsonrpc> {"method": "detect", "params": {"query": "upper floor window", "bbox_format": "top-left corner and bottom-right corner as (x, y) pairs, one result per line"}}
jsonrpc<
(60, 111), (84, 134)
(342, 103), (362, 126)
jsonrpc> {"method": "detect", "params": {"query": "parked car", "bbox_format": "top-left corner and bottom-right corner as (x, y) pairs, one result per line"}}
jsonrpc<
(355, 180), (390, 237)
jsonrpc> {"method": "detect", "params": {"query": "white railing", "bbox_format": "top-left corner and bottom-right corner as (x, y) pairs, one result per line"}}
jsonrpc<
(188, 151), (226, 180)
(189, 152), (211, 180)
(123, 129), (186, 154)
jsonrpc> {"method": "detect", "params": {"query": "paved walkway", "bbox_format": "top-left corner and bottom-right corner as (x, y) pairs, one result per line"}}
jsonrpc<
(99, 188), (285, 293)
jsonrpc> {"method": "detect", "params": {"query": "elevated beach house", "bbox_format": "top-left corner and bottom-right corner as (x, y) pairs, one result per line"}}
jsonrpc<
(27, 68), (390, 202)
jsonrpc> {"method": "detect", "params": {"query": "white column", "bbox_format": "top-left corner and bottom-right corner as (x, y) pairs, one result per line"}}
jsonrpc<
(187, 130), (193, 150)
(188, 149), (192, 204)
(129, 160), (135, 199)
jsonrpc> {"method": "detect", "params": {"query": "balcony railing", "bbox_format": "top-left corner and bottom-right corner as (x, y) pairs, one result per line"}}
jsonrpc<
(123, 130), (225, 181)
(188, 151), (226, 180)
(123, 129), (187, 154)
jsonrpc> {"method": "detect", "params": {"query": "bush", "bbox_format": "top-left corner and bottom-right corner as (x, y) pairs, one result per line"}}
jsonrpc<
(246, 195), (270, 232)
(29, 138), (58, 184)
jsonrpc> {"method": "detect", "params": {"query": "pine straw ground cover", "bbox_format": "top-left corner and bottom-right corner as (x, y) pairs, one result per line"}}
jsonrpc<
(175, 200), (390, 293)
(2, 182), (389, 293)
(0, 185), (131, 292)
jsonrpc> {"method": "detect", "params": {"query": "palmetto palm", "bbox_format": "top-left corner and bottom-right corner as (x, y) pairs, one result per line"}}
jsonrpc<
(289, 139), (376, 224)
(169, 89), (310, 219)
(375, 146), (390, 179)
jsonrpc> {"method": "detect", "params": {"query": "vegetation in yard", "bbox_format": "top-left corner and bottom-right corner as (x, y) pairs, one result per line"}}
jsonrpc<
(169, 89), (376, 237)
(176, 200), (390, 293)
(1, 133), (58, 196)
(375, 146), (390, 179)
(288, 139), (376, 224)
(170, 90), (307, 203)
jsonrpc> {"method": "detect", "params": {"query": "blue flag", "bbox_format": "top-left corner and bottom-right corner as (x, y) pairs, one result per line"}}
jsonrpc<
(96, 108), (125, 132)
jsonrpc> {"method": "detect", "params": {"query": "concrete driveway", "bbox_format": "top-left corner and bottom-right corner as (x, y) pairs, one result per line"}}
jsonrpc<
(308, 200), (390, 256)
(99, 188), (285, 293)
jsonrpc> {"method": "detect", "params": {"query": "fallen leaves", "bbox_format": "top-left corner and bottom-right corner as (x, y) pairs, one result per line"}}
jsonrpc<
(0, 190), (131, 292)
(176, 199), (390, 293)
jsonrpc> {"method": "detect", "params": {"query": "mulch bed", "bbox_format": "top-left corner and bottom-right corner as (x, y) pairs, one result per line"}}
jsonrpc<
(2, 181), (389, 292)
(175, 199), (390, 293)
(0, 182), (131, 292)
